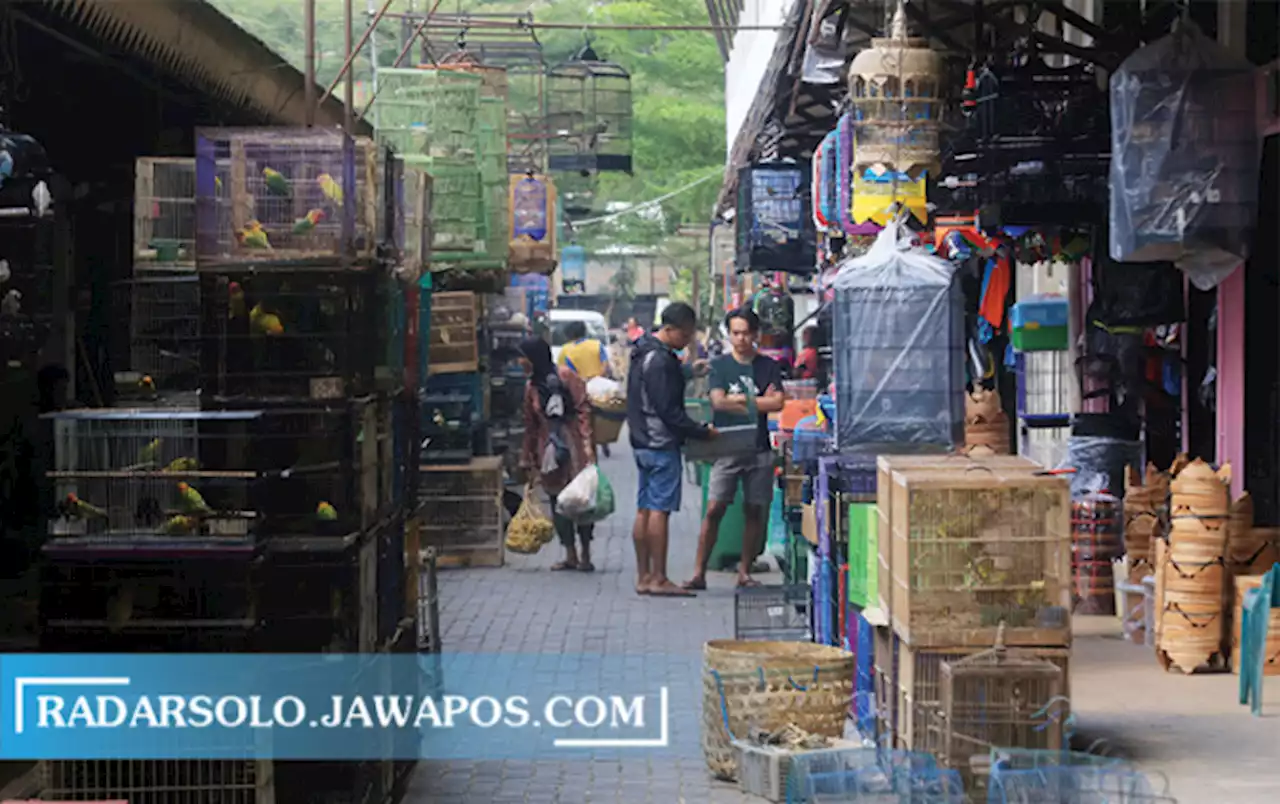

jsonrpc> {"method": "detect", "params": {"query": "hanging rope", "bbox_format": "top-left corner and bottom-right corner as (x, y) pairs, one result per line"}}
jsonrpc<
(567, 170), (721, 228)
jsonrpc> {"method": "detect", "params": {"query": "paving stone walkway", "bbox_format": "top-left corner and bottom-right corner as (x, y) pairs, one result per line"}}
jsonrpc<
(405, 443), (763, 803)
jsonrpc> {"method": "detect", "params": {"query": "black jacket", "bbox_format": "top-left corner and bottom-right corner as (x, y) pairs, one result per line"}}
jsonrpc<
(627, 334), (711, 451)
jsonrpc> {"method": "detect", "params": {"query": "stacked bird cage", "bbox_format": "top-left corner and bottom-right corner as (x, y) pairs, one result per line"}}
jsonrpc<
(112, 271), (202, 398)
(0, 132), (56, 371)
(373, 68), (483, 160)
(134, 157), (199, 265)
(400, 155), (489, 267)
(194, 128), (381, 267)
(39, 758), (269, 804)
(479, 96), (512, 267)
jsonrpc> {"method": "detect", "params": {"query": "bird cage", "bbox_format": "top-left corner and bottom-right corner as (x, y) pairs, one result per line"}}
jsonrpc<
(399, 155), (494, 269)
(198, 266), (386, 402)
(509, 173), (558, 274)
(560, 243), (587, 294)
(194, 128), (380, 266)
(847, 2), (943, 177)
(39, 759), (267, 804)
(372, 68), (483, 160)
(0, 201), (56, 369)
(832, 225), (964, 449)
(554, 169), (598, 215)
(546, 43), (633, 175)
(735, 162), (818, 274)
(433, 50), (510, 100)
(939, 640), (1067, 792)
(506, 58), (549, 174)
(134, 157), (198, 265)
(1110, 20), (1260, 289)
(396, 163), (433, 274)
(112, 270), (201, 397)
(479, 97), (511, 268)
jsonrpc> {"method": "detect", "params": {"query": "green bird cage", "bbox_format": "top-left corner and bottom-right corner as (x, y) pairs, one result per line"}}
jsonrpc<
(545, 43), (633, 175)
(372, 68), (482, 161)
(400, 156), (491, 268)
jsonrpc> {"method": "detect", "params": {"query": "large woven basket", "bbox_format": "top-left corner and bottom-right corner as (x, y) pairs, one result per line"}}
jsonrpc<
(591, 399), (626, 445)
(701, 640), (854, 781)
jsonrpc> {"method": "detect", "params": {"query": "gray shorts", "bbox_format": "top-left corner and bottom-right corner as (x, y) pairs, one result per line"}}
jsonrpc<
(708, 452), (774, 508)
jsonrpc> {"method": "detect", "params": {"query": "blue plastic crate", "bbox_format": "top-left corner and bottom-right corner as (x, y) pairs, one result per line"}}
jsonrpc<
(855, 612), (876, 737)
(1010, 294), (1069, 329)
(812, 558), (839, 646)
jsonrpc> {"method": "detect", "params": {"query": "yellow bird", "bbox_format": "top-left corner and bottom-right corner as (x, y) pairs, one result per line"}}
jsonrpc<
(249, 303), (284, 336)
(138, 375), (156, 394)
(228, 281), (247, 320)
(317, 173), (343, 205)
(138, 437), (163, 466)
(316, 501), (338, 522)
(162, 457), (199, 473)
(161, 515), (198, 536)
(240, 221), (271, 250)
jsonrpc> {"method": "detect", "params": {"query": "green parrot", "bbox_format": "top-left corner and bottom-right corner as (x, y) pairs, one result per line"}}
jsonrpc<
(138, 438), (163, 466)
(262, 166), (291, 198)
(162, 457), (199, 473)
(162, 515), (198, 536)
(65, 492), (108, 520)
(176, 482), (213, 515)
(316, 501), (338, 522)
(292, 208), (325, 235)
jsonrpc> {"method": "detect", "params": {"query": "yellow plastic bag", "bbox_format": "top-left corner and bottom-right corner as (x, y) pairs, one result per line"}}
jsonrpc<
(505, 483), (556, 554)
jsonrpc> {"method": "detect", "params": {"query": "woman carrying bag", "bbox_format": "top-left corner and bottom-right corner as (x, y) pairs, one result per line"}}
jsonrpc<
(518, 337), (598, 572)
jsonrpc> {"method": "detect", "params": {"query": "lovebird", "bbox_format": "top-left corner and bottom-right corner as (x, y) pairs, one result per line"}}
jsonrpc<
(138, 438), (163, 466)
(138, 375), (156, 394)
(65, 492), (108, 520)
(240, 221), (271, 250)
(317, 173), (343, 205)
(249, 303), (284, 336)
(176, 482), (213, 515)
(316, 501), (338, 521)
(292, 208), (325, 235)
(262, 166), (291, 197)
(162, 457), (199, 473)
(161, 515), (198, 536)
(228, 281), (247, 320)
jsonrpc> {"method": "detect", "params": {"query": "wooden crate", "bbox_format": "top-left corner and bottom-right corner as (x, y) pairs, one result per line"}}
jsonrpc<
(428, 291), (480, 375)
(893, 643), (1070, 754)
(417, 457), (503, 567)
(887, 467), (1071, 648)
(874, 455), (1042, 618)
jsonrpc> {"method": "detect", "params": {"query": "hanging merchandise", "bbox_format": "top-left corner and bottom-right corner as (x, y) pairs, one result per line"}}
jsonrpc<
(735, 162), (817, 274)
(1109, 20), (1260, 290)
(832, 219), (965, 449)
(846, 1), (942, 178)
(851, 164), (929, 227)
(509, 173), (558, 274)
(812, 133), (835, 231)
(560, 243), (586, 294)
(753, 283), (795, 366)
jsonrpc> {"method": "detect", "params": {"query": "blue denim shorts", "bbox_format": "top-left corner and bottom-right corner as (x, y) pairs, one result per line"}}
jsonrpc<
(634, 448), (683, 513)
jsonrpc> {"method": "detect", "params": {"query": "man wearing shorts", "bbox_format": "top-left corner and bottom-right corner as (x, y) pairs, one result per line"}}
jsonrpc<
(627, 302), (716, 597)
(684, 307), (784, 590)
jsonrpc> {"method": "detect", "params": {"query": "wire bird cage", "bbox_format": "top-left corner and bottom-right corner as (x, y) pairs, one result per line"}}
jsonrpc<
(987, 754), (1177, 804)
(111, 271), (201, 396)
(194, 128), (380, 266)
(373, 68), (483, 160)
(134, 157), (201, 265)
(788, 747), (966, 804)
(0, 211), (55, 369)
(546, 43), (633, 175)
(44, 401), (381, 553)
(395, 164), (433, 273)
(39, 759), (267, 804)
(939, 640), (1068, 791)
(400, 155), (490, 265)
(198, 266), (386, 401)
(736, 162), (818, 274)
(39, 554), (256, 647)
(885, 470), (1073, 647)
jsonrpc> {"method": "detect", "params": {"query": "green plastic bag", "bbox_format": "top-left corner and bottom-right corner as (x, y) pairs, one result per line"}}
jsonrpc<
(584, 468), (616, 524)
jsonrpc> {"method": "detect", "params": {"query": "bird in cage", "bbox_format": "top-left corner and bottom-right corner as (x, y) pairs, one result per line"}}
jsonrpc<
(162, 456), (198, 473)
(262, 166), (291, 198)
(62, 492), (107, 521)
(138, 375), (156, 395)
(1, 288), (21, 317)
(317, 173), (343, 205)
(176, 482), (213, 515)
(228, 281), (247, 320)
(292, 208), (326, 235)
(316, 501), (337, 521)
(249, 302), (284, 336)
(137, 437), (163, 466)
(161, 514), (198, 536)
(239, 221), (271, 250)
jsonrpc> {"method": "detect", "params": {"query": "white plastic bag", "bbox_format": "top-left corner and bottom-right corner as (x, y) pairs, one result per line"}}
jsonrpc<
(556, 465), (599, 520)
(586, 376), (623, 400)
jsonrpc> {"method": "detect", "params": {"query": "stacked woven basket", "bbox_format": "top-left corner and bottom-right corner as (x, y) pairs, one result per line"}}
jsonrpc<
(1156, 459), (1230, 674)
(1124, 463), (1168, 583)
(963, 388), (1011, 455)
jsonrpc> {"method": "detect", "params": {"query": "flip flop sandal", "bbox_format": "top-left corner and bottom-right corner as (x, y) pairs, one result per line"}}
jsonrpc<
(551, 562), (579, 571)
(578, 562), (596, 573)
(648, 584), (696, 598)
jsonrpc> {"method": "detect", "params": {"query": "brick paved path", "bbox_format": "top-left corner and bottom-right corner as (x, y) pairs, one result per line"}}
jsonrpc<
(405, 443), (762, 803)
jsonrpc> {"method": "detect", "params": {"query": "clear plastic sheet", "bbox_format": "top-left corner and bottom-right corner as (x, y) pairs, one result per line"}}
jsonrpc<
(1065, 435), (1142, 498)
(1109, 21), (1260, 290)
(832, 222), (965, 449)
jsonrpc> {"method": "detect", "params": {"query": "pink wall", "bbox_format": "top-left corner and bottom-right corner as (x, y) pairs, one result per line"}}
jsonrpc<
(1217, 265), (1246, 498)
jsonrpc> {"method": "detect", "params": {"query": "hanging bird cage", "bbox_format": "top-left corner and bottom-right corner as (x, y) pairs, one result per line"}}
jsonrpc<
(371, 68), (483, 162)
(509, 173), (558, 274)
(847, 2), (943, 178)
(560, 243), (587, 294)
(734, 162), (817, 274)
(432, 41), (511, 101)
(0, 130), (56, 370)
(546, 43), (633, 175)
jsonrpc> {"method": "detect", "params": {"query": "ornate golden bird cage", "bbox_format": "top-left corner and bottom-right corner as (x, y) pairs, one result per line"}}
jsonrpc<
(847, 2), (943, 178)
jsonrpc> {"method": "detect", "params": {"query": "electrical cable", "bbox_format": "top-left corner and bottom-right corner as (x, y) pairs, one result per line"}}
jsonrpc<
(567, 170), (721, 228)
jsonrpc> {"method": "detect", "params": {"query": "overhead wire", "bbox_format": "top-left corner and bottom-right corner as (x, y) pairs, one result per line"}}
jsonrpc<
(566, 171), (722, 228)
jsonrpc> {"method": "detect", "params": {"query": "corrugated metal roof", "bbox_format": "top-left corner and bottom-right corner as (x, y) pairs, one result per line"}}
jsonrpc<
(43, 0), (369, 132)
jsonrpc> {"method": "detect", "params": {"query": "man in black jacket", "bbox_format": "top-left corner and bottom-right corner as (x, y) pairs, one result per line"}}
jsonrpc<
(627, 302), (716, 597)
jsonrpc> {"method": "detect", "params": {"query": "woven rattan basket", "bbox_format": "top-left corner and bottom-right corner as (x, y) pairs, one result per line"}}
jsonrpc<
(701, 640), (854, 781)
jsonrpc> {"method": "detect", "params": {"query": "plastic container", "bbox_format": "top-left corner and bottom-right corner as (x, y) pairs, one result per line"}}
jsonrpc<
(1011, 295), (1070, 352)
(686, 425), (758, 462)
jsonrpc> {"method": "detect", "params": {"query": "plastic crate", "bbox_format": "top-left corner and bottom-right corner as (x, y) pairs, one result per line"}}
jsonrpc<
(735, 584), (811, 641)
(685, 424), (758, 462)
(1010, 295), (1069, 352)
(854, 612), (876, 736)
(813, 558), (839, 646)
(846, 501), (877, 609)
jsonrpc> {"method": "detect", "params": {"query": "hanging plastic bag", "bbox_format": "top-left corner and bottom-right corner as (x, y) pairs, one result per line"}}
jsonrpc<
(556, 466), (616, 524)
(506, 483), (555, 554)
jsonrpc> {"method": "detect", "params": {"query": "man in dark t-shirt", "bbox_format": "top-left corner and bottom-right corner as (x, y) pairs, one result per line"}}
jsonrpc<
(683, 308), (784, 589)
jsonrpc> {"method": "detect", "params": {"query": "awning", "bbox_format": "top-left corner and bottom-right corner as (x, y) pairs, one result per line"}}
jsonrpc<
(38, 0), (370, 133)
